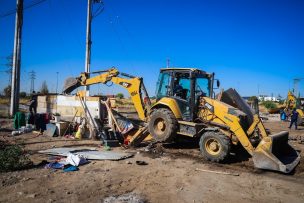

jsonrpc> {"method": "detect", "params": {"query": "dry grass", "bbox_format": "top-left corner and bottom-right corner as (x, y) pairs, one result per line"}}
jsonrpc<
(0, 98), (9, 105)
(0, 98), (29, 105)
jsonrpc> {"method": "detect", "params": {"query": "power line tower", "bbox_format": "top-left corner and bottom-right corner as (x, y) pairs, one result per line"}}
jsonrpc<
(29, 70), (36, 93)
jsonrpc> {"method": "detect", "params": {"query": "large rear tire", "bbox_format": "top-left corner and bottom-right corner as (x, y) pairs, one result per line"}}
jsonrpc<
(148, 108), (177, 142)
(199, 131), (231, 162)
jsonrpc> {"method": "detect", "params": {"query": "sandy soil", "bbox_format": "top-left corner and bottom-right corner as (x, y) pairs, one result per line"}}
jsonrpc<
(0, 119), (304, 203)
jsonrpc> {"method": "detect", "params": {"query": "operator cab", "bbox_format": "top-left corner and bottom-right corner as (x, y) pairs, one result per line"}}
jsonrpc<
(155, 68), (217, 121)
(297, 98), (304, 111)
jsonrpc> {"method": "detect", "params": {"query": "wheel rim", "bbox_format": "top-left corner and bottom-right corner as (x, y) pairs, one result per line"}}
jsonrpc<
(205, 138), (221, 156)
(153, 118), (166, 135)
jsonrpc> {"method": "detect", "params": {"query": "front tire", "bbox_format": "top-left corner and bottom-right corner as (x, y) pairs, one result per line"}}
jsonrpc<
(199, 131), (231, 162)
(148, 108), (177, 142)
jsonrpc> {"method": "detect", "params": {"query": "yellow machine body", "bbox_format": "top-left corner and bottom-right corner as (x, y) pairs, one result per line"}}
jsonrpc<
(198, 96), (300, 173)
(284, 91), (304, 125)
(63, 67), (300, 173)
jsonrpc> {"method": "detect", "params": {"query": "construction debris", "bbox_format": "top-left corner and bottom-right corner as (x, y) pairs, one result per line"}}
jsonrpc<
(195, 168), (240, 176)
(103, 192), (146, 203)
(38, 147), (134, 160)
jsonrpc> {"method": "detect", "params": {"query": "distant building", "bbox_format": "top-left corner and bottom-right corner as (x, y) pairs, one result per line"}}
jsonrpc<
(258, 95), (279, 102)
(242, 96), (251, 101)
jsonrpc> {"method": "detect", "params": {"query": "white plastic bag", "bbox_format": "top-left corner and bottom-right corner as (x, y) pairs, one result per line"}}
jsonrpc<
(66, 153), (87, 166)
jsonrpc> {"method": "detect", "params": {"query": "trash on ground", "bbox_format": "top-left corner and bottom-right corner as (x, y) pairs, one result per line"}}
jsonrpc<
(103, 192), (146, 203)
(66, 153), (88, 166)
(195, 168), (239, 176)
(63, 165), (79, 172)
(136, 160), (148, 165)
(44, 153), (87, 172)
(44, 162), (65, 169)
(11, 124), (33, 136)
(39, 147), (134, 160)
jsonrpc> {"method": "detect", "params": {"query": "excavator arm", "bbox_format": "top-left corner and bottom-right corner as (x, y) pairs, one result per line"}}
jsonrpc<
(63, 67), (151, 121)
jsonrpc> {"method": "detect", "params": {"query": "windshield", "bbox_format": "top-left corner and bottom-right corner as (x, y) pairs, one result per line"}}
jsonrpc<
(196, 77), (210, 97)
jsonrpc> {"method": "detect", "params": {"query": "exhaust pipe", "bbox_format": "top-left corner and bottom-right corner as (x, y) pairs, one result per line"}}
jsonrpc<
(252, 131), (300, 173)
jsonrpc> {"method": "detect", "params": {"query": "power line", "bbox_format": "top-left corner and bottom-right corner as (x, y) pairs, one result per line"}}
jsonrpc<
(107, 4), (143, 53)
(92, 1), (104, 19)
(0, 0), (47, 19)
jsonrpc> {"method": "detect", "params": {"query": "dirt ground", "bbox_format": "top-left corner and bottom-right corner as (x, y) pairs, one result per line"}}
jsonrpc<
(0, 119), (304, 203)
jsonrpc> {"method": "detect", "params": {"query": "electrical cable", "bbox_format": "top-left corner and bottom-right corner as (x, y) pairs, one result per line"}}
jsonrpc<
(105, 2), (142, 72)
(0, 0), (47, 19)
(108, 14), (130, 61)
(107, 3), (143, 52)
(92, 1), (104, 19)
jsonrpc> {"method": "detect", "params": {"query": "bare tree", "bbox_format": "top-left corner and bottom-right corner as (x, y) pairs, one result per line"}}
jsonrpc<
(40, 81), (49, 94)
(0, 53), (13, 86)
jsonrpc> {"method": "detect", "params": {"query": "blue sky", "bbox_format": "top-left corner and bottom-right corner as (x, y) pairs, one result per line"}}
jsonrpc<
(0, 0), (303, 98)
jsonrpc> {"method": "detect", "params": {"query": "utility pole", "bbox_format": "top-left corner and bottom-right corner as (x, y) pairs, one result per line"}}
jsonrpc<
(84, 0), (92, 95)
(29, 70), (36, 93)
(56, 72), (59, 94)
(10, 0), (23, 116)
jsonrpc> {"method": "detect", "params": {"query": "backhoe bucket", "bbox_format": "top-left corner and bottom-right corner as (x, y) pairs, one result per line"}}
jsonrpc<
(62, 77), (80, 94)
(252, 131), (300, 173)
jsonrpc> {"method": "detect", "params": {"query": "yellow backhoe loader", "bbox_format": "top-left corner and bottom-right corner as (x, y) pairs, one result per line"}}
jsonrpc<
(284, 91), (304, 125)
(63, 67), (300, 173)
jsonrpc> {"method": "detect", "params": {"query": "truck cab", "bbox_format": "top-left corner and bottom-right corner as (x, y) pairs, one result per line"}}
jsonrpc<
(154, 68), (216, 121)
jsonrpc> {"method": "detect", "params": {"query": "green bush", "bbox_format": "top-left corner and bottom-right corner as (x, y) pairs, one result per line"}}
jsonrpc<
(19, 92), (27, 98)
(248, 96), (258, 101)
(262, 101), (277, 109)
(116, 93), (124, 99)
(0, 141), (32, 172)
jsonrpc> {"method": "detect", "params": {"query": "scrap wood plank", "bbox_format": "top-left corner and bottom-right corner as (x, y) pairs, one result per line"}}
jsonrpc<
(195, 168), (239, 176)
(101, 99), (122, 132)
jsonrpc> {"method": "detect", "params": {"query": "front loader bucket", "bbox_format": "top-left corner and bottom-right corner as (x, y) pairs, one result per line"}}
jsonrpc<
(252, 131), (300, 173)
(62, 77), (80, 94)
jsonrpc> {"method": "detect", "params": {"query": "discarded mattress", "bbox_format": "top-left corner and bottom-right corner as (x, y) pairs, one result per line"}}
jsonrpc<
(38, 147), (133, 160)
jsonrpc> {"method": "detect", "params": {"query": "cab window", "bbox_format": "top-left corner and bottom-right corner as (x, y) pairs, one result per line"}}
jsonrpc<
(156, 72), (171, 100)
(196, 77), (210, 97)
